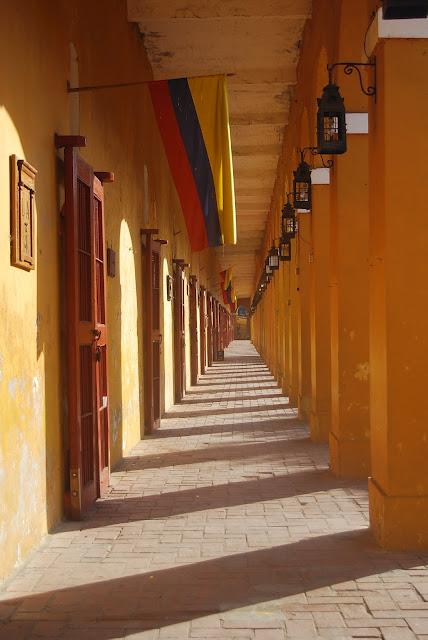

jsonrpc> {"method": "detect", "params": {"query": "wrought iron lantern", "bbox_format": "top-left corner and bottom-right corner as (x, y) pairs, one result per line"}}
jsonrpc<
(281, 195), (297, 239)
(293, 152), (312, 211)
(268, 245), (280, 271)
(317, 75), (347, 155)
(383, 0), (428, 19)
(279, 236), (292, 262)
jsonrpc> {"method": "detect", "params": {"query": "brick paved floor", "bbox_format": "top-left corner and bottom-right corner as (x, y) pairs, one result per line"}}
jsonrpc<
(2, 340), (428, 639)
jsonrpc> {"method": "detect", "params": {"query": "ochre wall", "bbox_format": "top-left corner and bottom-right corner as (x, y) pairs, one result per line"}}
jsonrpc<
(0, 0), (225, 582)
(251, 0), (340, 415)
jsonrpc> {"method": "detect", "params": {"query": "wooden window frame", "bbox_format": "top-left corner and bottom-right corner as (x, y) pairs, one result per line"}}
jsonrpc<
(10, 154), (37, 270)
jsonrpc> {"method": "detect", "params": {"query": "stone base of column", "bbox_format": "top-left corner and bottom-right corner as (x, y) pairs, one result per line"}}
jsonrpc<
(309, 410), (329, 443)
(369, 478), (428, 550)
(329, 432), (370, 478)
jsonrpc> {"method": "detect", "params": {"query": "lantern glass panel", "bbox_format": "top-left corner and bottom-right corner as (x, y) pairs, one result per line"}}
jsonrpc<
(286, 216), (295, 236)
(280, 239), (292, 261)
(268, 246), (279, 270)
(323, 114), (339, 142)
(295, 180), (310, 205)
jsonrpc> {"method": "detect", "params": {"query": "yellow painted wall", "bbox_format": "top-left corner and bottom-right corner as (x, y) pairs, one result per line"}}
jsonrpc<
(0, 0), (226, 582)
(251, 1), (340, 415)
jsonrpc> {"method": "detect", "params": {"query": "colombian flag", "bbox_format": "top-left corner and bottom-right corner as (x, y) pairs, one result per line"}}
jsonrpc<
(220, 269), (232, 305)
(149, 75), (236, 252)
(220, 269), (236, 312)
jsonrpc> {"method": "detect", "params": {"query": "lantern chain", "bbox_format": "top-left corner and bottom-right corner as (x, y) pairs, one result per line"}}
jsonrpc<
(301, 146), (333, 169)
(327, 62), (376, 98)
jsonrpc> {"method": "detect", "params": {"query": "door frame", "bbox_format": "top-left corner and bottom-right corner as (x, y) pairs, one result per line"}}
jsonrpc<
(207, 292), (213, 367)
(173, 259), (187, 402)
(189, 275), (198, 386)
(142, 228), (166, 433)
(56, 134), (113, 519)
(199, 285), (206, 375)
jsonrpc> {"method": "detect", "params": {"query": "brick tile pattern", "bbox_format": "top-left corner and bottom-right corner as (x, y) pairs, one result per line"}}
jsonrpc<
(1, 341), (428, 639)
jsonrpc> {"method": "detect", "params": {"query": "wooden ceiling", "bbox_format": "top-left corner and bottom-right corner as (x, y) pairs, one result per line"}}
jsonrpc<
(128, 0), (311, 297)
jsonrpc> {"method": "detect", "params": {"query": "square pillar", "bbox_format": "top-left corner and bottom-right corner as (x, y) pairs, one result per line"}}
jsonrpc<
(297, 214), (312, 421)
(310, 180), (331, 442)
(368, 31), (428, 548)
(329, 132), (370, 478)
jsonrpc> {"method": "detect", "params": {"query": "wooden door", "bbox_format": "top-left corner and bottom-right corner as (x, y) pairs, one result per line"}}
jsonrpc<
(142, 230), (162, 432)
(207, 293), (213, 367)
(60, 139), (110, 519)
(212, 299), (218, 361)
(199, 286), (206, 375)
(189, 276), (198, 385)
(93, 176), (110, 496)
(173, 261), (186, 402)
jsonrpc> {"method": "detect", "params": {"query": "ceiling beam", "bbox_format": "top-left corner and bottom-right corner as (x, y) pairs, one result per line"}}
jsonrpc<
(128, 0), (311, 21)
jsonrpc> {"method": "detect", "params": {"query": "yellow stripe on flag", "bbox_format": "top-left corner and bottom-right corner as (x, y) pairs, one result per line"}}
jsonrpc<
(188, 75), (237, 246)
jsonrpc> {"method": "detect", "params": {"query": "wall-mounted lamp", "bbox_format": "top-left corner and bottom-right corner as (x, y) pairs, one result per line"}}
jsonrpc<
(281, 194), (298, 239)
(316, 62), (376, 158)
(293, 151), (312, 211)
(265, 259), (272, 276)
(383, 0), (428, 19)
(268, 245), (280, 271)
(279, 236), (292, 262)
(317, 76), (347, 155)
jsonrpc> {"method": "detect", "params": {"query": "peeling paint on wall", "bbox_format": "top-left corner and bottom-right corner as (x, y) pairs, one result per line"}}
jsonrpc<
(355, 362), (370, 382)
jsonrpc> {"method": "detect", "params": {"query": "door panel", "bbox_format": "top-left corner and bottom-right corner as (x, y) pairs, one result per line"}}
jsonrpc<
(174, 263), (186, 402)
(62, 146), (110, 519)
(143, 231), (162, 432)
(152, 242), (162, 427)
(189, 277), (198, 385)
(207, 294), (213, 367)
(199, 286), (206, 375)
(93, 178), (110, 495)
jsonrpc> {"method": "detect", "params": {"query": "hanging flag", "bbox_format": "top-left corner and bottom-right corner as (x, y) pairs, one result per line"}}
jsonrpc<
(149, 75), (236, 252)
(220, 269), (232, 305)
(220, 269), (236, 312)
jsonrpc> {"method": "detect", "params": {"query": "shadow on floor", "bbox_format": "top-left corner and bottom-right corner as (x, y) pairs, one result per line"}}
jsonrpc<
(212, 355), (264, 364)
(164, 402), (291, 419)
(200, 372), (273, 380)
(116, 435), (314, 471)
(185, 384), (280, 395)
(2, 530), (426, 638)
(63, 466), (364, 529)
(179, 392), (283, 405)
(146, 417), (302, 440)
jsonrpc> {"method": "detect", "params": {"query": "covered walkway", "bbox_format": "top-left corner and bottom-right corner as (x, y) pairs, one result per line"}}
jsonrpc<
(1, 342), (428, 639)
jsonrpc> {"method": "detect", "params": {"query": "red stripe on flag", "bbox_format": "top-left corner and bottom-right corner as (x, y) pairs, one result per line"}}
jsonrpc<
(149, 81), (208, 252)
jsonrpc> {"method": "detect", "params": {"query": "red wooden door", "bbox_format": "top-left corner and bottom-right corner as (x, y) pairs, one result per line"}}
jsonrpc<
(143, 230), (162, 432)
(189, 276), (198, 386)
(61, 142), (110, 519)
(213, 300), (220, 360)
(207, 293), (213, 366)
(199, 286), (206, 375)
(173, 261), (186, 402)
(93, 175), (110, 496)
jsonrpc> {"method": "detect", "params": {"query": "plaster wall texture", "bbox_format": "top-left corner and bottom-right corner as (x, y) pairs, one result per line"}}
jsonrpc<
(0, 0), (223, 582)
